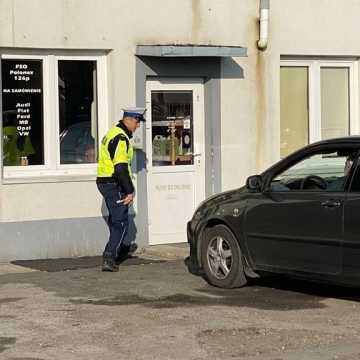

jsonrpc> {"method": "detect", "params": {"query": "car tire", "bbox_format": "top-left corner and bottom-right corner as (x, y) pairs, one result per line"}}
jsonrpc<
(201, 224), (247, 289)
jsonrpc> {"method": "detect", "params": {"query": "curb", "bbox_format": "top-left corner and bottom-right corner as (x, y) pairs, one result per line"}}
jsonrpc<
(137, 244), (189, 261)
(0, 263), (38, 275)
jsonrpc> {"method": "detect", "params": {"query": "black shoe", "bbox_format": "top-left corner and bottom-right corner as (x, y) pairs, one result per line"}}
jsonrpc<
(115, 243), (138, 265)
(101, 258), (119, 272)
(128, 243), (138, 255)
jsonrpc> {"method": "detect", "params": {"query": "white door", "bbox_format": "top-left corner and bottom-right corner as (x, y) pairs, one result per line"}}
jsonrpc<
(146, 78), (205, 245)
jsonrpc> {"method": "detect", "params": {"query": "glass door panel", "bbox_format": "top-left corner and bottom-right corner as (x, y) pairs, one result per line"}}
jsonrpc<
(151, 91), (193, 166)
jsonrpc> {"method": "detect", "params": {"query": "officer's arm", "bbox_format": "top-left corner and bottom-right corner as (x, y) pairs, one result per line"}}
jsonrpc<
(110, 135), (134, 195)
(113, 163), (134, 194)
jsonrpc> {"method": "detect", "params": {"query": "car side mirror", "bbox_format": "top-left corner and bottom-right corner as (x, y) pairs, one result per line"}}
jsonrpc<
(246, 175), (263, 192)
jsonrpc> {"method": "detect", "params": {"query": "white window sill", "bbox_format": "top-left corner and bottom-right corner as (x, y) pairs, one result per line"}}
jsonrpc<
(2, 169), (98, 184)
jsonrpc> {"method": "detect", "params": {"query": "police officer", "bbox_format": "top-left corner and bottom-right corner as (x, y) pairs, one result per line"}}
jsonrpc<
(96, 107), (146, 272)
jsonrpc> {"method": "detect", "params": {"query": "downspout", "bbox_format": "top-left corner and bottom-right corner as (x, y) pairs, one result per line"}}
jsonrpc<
(257, 0), (270, 50)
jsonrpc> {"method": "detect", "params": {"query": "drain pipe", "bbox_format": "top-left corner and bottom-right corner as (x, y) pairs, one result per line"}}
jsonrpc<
(257, 0), (270, 50)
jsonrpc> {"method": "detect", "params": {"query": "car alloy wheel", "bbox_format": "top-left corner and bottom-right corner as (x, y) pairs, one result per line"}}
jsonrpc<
(201, 224), (247, 288)
(207, 236), (233, 280)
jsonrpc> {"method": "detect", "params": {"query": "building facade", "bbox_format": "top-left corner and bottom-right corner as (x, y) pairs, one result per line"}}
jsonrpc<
(0, 0), (358, 260)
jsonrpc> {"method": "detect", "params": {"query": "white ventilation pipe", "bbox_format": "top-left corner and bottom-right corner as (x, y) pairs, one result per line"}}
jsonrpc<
(257, 0), (270, 50)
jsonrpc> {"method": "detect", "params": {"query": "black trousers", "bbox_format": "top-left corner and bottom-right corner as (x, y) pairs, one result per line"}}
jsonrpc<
(97, 182), (129, 260)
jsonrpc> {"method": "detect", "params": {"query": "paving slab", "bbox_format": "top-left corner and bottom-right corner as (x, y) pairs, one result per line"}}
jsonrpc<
(139, 242), (189, 260)
(0, 262), (37, 275)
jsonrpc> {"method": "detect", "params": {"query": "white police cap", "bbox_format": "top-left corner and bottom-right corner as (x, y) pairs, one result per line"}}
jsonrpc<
(122, 107), (146, 121)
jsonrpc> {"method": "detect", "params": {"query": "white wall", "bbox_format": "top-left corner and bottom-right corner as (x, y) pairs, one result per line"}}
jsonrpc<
(3, 0), (360, 224)
(0, 0), (259, 226)
(259, 0), (360, 177)
(3, 0), (360, 258)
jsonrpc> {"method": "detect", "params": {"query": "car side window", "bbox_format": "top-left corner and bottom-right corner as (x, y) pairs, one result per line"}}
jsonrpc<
(270, 150), (357, 192)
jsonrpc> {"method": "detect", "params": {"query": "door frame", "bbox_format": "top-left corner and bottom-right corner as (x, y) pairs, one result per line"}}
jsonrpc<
(145, 77), (206, 245)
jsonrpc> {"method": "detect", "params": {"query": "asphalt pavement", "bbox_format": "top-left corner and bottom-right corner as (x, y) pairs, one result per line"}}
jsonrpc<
(1, 255), (360, 360)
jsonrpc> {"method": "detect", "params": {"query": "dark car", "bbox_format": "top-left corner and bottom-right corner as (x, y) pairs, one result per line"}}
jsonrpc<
(188, 137), (360, 288)
(59, 121), (96, 164)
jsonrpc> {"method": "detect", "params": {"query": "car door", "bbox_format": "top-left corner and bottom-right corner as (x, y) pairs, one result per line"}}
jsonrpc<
(244, 148), (350, 275)
(343, 155), (360, 282)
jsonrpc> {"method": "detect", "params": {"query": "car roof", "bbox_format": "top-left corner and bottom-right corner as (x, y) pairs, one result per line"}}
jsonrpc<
(263, 136), (360, 177)
(296, 136), (360, 153)
(311, 136), (360, 146)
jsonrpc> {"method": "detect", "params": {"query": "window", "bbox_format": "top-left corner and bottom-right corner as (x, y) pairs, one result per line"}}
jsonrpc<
(151, 91), (194, 166)
(280, 67), (309, 158)
(2, 59), (44, 166)
(320, 67), (350, 140)
(58, 60), (98, 165)
(280, 60), (357, 158)
(1, 53), (108, 180)
(270, 149), (358, 192)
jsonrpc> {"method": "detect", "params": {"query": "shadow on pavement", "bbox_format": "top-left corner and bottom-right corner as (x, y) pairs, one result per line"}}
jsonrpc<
(246, 275), (360, 302)
(0, 297), (24, 305)
(0, 337), (16, 353)
(11, 256), (165, 272)
(69, 288), (327, 310)
(3, 259), (360, 312)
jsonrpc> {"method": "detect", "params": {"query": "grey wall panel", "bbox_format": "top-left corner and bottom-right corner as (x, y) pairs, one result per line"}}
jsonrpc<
(204, 77), (222, 195)
(0, 216), (142, 261)
(260, 0), (270, 9)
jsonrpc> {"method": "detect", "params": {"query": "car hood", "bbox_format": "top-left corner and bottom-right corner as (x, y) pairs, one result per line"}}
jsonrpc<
(197, 186), (247, 212)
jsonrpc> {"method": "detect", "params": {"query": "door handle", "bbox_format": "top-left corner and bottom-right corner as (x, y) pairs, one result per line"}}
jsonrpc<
(191, 153), (202, 157)
(321, 200), (341, 208)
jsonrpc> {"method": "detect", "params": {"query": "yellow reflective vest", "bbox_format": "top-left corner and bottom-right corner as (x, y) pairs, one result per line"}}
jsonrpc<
(97, 125), (133, 178)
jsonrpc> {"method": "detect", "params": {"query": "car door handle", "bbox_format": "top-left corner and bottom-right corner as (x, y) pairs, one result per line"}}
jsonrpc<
(321, 200), (341, 208)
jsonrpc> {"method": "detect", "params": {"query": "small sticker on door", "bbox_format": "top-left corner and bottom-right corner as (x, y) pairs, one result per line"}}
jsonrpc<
(183, 119), (191, 129)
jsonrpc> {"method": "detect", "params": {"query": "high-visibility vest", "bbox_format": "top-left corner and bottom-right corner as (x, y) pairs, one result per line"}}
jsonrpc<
(97, 126), (133, 178)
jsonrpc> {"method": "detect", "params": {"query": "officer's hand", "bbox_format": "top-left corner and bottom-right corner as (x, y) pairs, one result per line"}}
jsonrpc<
(120, 193), (134, 205)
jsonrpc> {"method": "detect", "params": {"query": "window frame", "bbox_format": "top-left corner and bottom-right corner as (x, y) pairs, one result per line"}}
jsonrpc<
(1, 52), (108, 182)
(280, 59), (359, 148)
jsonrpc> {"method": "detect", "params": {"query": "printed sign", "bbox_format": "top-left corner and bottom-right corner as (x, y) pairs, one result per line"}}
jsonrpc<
(2, 59), (44, 165)
(183, 118), (191, 129)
